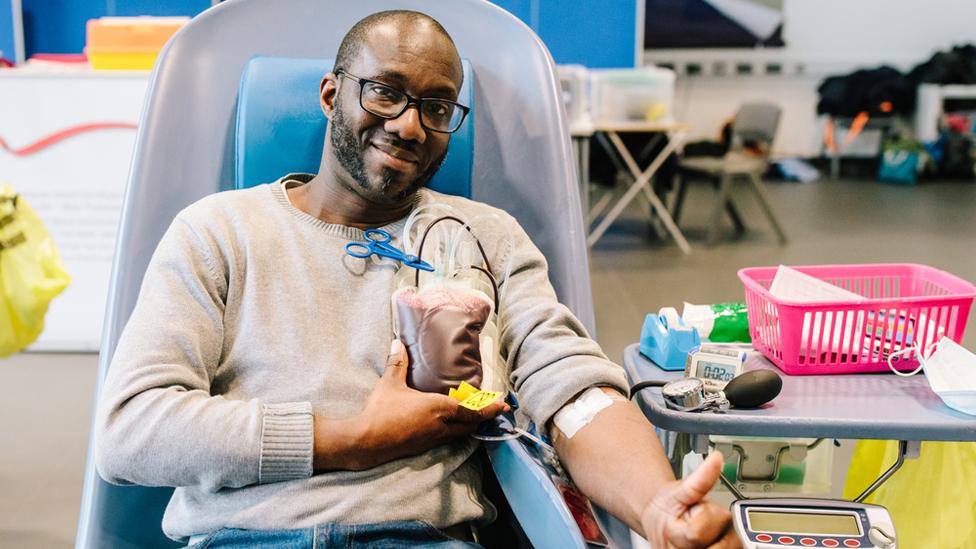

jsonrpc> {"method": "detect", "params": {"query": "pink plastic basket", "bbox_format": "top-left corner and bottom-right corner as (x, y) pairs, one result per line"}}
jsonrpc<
(738, 264), (976, 375)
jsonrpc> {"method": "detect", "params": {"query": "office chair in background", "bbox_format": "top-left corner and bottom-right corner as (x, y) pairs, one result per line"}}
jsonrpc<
(671, 102), (788, 245)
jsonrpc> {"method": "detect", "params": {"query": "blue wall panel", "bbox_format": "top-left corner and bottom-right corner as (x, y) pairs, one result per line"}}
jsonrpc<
(491, 0), (638, 68)
(0, 0), (18, 61)
(21, 0), (210, 56)
(19, 0), (637, 68)
(537, 1), (637, 67)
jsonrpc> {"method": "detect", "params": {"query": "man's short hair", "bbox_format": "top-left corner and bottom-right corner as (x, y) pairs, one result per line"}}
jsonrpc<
(333, 10), (460, 78)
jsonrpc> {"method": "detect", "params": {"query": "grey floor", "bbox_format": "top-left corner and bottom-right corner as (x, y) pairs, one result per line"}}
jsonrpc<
(1, 177), (974, 548)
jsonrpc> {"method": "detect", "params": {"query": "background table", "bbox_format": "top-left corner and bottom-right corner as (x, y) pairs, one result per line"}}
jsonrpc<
(571, 121), (690, 252)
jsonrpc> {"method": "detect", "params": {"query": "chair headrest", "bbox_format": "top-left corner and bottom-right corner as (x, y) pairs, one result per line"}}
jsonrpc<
(235, 56), (473, 197)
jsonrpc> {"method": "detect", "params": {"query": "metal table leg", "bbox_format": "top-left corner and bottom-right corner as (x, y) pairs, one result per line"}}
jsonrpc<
(596, 132), (663, 230)
(853, 440), (920, 503)
(587, 130), (691, 253)
(572, 135), (591, 219)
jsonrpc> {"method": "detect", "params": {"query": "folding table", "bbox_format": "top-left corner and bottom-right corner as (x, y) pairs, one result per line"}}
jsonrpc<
(581, 122), (690, 252)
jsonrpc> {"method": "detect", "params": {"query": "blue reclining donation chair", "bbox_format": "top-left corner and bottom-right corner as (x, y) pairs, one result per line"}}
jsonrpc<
(77, 1), (627, 547)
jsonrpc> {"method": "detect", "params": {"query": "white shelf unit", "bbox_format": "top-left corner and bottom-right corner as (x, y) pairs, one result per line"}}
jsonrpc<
(915, 83), (976, 143)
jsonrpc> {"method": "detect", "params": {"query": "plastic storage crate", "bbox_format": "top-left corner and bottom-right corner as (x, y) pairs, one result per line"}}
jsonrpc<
(738, 264), (976, 375)
(86, 17), (188, 70)
(588, 66), (675, 125)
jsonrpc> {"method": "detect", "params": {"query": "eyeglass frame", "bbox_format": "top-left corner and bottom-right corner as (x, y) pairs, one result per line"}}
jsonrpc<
(334, 69), (470, 134)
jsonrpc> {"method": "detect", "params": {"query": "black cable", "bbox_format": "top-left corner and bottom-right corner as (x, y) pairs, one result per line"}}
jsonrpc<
(415, 215), (494, 287)
(465, 265), (499, 312)
(628, 380), (668, 400)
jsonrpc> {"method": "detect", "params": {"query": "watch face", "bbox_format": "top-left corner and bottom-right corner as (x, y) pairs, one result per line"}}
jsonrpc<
(663, 377), (703, 397)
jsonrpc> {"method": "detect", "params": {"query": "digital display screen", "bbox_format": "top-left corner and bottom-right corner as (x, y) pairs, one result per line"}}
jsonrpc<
(696, 360), (738, 382)
(748, 510), (861, 536)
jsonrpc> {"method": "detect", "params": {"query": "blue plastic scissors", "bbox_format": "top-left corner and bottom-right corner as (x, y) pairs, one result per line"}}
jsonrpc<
(344, 228), (434, 271)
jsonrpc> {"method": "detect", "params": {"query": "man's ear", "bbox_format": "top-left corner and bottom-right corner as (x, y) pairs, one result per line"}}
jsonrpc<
(320, 73), (339, 119)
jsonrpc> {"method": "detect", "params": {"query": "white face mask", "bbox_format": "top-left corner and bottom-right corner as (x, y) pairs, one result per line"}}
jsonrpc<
(889, 337), (976, 416)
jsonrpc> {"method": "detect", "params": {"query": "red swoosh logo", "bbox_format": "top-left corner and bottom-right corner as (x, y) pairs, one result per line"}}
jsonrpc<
(0, 122), (138, 156)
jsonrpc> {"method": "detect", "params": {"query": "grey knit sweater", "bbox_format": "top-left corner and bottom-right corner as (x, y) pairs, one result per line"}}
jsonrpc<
(94, 175), (627, 542)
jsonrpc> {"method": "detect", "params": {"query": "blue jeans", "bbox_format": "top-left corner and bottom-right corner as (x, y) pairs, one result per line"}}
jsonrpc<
(190, 520), (482, 548)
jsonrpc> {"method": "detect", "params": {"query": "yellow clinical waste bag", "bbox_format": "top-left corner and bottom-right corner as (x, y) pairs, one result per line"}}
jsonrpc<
(0, 184), (70, 356)
(843, 440), (976, 549)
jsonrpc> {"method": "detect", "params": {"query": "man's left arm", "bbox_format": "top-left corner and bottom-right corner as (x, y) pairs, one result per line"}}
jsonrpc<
(493, 216), (738, 547)
(550, 388), (739, 547)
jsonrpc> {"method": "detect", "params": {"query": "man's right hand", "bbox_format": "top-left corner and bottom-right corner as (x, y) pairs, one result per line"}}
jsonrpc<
(313, 339), (509, 472)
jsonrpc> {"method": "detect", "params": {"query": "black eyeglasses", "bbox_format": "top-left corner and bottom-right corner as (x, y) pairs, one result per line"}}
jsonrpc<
(336, 70), (470, 134)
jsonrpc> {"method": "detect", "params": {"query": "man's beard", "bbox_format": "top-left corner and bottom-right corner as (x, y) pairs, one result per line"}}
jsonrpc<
(330, 103), (448, 202)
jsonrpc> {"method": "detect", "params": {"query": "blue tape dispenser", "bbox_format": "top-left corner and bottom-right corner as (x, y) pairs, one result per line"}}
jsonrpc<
(639, 307), (701, 371)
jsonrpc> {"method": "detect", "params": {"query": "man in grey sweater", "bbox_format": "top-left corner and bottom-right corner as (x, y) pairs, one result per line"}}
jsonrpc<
(95, 9), (739, 549)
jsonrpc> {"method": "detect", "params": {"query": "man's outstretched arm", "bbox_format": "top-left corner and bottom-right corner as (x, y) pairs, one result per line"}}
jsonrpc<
(550, 388), (740, 548)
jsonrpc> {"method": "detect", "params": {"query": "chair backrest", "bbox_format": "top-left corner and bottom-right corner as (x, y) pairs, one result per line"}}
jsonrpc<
(235, 56), (474, 196)
(77, 2), (597, 548)
(732, 102), (781, 154)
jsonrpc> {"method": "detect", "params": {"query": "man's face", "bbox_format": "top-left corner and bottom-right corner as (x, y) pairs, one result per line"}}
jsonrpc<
(322, 24), (462, 204)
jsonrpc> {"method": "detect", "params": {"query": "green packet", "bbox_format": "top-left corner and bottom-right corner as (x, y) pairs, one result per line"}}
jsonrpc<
(682, 302), (751, 343)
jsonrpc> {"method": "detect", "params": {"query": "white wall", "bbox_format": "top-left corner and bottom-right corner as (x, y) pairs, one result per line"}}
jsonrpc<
(0, 68), (146, 351)
(645, 0), (976, 157)
(671, 74), (824, 157)
(785, 0), (976, 72)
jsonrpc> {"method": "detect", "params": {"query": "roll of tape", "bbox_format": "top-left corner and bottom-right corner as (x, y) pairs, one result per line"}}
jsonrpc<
(658, 307), (682, 329)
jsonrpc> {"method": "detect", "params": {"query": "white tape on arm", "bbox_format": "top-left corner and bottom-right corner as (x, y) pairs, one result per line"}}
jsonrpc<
(552, 387), (618, 439)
